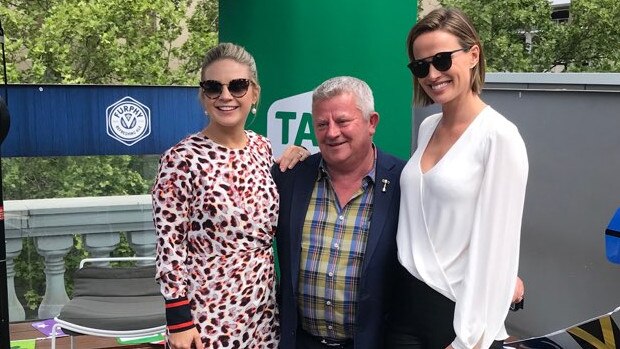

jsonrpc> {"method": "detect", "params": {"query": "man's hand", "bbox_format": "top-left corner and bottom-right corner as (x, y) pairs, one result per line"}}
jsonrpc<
(167, 327), (204, 349)
(275, 145), (311, 172)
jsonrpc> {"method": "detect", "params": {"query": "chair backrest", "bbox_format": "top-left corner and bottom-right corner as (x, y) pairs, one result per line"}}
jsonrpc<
(72, 265), (159, 298)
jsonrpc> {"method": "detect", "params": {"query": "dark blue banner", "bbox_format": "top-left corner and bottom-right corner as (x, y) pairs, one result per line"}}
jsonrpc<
(2, 84), (206, 157)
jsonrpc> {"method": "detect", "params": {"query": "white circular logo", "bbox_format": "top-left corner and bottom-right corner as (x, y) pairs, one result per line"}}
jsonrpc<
(106, 96), (151, 146)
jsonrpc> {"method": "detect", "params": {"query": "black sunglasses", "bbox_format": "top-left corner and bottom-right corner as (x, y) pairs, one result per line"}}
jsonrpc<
(407, 47), (471, 78)
(199, 78), (252, 99)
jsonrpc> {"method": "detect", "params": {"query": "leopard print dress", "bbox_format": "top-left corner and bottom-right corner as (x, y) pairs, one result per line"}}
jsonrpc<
(152, 130), (280, 348)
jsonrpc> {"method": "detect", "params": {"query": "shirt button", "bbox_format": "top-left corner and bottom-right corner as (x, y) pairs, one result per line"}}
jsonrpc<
(334, 243), (339, 249)
(328, 271), (334, 277)
(326, 301), (332, 306)
(328, 325), (333, 330)
(339, 215), (344, 220)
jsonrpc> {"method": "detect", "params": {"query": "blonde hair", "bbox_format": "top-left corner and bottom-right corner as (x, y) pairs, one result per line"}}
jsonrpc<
(406, 8), (486, 107)
(200, 42), (260, 107)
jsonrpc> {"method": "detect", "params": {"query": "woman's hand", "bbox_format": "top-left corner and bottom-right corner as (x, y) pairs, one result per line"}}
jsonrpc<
(513, 276), (524, 303)
(275, 145), (311, 172)
(167, 327), (204, 349)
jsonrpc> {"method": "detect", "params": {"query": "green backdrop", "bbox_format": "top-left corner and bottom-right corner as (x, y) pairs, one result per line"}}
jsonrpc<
(220, 1), (416, 160)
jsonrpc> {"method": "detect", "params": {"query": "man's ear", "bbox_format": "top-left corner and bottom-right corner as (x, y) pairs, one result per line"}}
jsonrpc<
(369, 112), (379, 135)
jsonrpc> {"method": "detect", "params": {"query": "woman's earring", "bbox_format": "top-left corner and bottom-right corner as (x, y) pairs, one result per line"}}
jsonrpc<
(251, 104), (257, 115)
(203, 110), (209, 117)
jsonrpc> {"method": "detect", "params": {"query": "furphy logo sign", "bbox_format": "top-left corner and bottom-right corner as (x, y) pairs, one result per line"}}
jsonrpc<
(106, 96), (151, 146)
(267, 91), (319, 157)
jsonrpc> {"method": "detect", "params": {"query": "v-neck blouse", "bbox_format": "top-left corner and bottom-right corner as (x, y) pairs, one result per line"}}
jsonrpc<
(396, 106), (529, 349)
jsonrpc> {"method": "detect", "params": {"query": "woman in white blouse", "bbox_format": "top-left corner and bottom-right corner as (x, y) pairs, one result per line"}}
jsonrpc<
(386, 8), (529, 349)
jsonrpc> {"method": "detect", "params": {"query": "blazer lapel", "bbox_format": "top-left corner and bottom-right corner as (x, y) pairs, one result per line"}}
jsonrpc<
(362, 151), (399, 272)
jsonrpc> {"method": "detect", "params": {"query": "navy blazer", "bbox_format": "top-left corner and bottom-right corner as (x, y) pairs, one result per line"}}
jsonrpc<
(272, 148), (406, 349)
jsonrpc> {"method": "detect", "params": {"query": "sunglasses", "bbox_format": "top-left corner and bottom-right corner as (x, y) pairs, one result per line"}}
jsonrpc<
(199, 78), (252, 99)
(407, 47), (471, 78)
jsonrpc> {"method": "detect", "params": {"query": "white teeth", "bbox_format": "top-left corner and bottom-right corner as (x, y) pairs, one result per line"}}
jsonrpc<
(217, 106), (237, 111)
(431, 81), (450, 90)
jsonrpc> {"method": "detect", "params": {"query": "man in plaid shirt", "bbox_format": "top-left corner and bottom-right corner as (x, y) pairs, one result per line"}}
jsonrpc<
(273, 76), (406, 349)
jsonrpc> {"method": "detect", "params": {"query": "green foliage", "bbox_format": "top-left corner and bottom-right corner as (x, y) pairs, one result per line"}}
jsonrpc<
(552, 0), (620, 72)
(438, 0), (620, 72)
(14, 235), (87, 316)
(2, 155), (153, 318)
(14, 239), (44, 312)
(14, 234), (133, 318)
(0, 0), (219, 84)
(176, 0), (220, 79)
(1, 0), (218, 320)
(2, 156), (151, 200)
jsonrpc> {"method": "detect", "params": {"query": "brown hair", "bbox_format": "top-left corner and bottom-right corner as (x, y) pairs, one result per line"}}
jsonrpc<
(406, 8), (485, 107)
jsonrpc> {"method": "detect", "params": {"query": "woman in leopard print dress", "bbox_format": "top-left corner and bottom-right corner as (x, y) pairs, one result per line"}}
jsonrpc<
(152, 43), (306, 349)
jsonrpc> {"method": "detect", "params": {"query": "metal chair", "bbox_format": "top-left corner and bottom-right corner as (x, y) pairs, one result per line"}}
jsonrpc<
(50, 257), (165, 349)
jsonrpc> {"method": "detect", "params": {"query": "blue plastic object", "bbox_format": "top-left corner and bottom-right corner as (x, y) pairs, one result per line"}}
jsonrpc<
(605, 207), (620, 264)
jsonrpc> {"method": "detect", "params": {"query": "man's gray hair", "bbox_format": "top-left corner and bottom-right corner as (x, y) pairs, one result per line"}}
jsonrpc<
(312, 76), (375, 119)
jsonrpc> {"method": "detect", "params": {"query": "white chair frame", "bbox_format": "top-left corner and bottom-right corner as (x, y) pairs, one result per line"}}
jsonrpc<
(50, 256), (165, 349)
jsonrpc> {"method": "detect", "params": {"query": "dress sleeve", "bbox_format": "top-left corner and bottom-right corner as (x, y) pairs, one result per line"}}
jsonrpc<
(151, 148), (195, 333)
(260, 134), (275, 164)
(265, 137), (275, 162)
(451, 123), (529, 349)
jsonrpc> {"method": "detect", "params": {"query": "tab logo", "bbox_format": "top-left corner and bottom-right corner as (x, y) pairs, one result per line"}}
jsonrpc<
(106, 96), (151, 146)
(267, 91), (319, 157)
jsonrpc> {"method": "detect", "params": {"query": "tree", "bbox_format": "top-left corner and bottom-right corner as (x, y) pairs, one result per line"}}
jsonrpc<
(3, 155), (153, 317)
(176, 0), (219, 78)
(0, 0), (219, 201)
(0, 0), (219, 319)
(439, 0), (620, 72)
(0, 0), (218, 84)
(0, 0), (221, 198)
(550, 0), (620, 72)
(2, 156), (151, 199)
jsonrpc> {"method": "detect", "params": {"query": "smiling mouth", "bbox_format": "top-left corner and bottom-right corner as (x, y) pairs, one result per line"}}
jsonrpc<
(430, 81), (451, 90)
(216, 106), (239, 111)
(327, 141), (346, 147)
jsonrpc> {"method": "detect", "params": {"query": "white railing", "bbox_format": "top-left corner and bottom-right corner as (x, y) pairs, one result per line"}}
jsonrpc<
(4, 195), (156, 321)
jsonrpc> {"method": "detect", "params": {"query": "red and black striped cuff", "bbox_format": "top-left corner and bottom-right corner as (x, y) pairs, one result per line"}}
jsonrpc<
(164, 297), (195, 333)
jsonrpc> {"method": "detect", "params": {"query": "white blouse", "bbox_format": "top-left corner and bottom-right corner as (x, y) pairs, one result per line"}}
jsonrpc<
(397, 106), (528, 349)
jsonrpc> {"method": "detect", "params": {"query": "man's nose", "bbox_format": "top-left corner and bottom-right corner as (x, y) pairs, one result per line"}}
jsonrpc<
(326, 121), (341, 138)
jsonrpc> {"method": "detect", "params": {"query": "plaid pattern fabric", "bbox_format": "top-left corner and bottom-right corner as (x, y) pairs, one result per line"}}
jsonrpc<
(298, 162), (375, 340)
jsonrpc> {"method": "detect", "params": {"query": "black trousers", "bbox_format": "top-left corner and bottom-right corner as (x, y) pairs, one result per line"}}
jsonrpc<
(385, 264), (504, 349)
